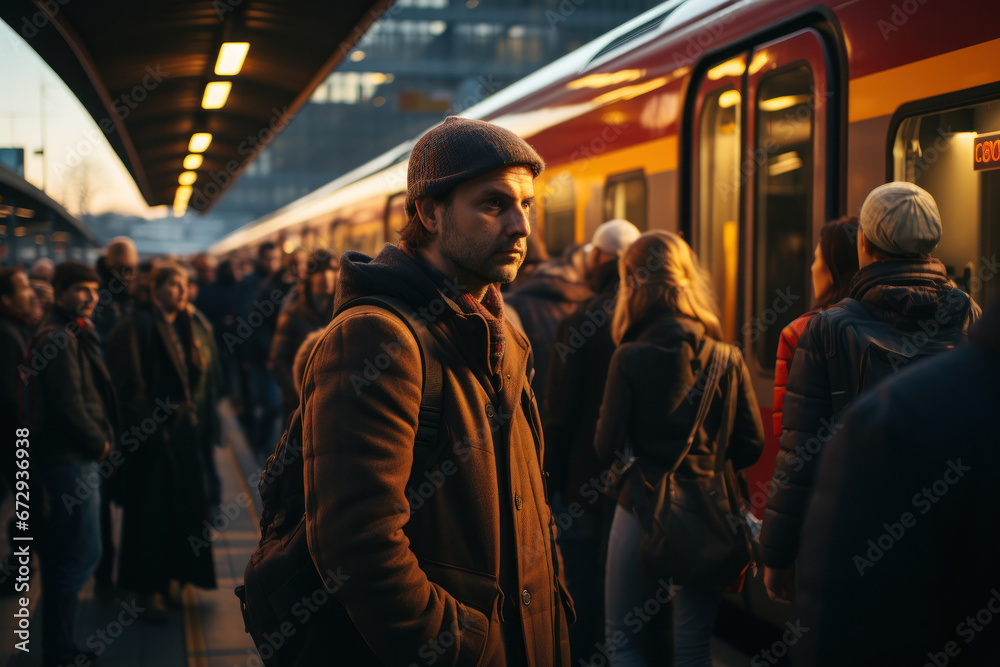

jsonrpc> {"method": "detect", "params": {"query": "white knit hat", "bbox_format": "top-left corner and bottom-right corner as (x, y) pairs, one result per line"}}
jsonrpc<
(859, 182), (942, 255)
(589, 219), (641, 256)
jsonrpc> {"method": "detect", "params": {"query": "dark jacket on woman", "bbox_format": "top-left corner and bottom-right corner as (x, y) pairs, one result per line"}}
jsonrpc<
(106, 303), (216, 592)
(594, 310), (765, 510)
(761, 258), (980, 570)
(794, 297), (1000, 665)
(269, 285), (333, 413)
(302, 243), (572, 667)
(28, 306), (117, 468)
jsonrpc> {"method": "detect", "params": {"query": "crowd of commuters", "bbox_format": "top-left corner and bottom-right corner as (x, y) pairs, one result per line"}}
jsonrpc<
(0, 118), (996, 666)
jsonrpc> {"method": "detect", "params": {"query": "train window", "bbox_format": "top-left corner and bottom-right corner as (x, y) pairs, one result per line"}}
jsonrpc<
(753, 66), (814, 369)
(893, 99), (1000, 307)
(542, 172), (576, 254)
(697, 85), (742, 342)
(603, 170), (647, 231)
(385, 193), (407, 245)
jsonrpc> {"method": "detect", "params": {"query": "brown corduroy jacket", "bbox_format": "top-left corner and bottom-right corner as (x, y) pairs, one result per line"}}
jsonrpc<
(302, 244), (572, 667)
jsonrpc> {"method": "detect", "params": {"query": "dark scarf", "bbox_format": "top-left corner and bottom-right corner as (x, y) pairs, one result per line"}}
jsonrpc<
(401, 242), (506, 379)
(0, 303), (30, 326)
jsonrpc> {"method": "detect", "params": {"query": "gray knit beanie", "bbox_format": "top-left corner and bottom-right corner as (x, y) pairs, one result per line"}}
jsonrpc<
(405, 116), (545, 216)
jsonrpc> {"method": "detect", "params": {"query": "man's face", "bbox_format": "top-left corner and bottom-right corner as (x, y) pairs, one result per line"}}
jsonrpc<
(194, 257), (217, 285)
(429, 165), (534, 294)
(309, 268), (339, 298)
(260, 249), (281, 276)
(291, 252), (308, 280)
(58, 281), (100, 319)
(155, 274), (187, 314)
(2, 272), (36, 319)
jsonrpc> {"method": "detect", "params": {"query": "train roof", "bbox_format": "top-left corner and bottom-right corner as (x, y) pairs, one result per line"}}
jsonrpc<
(208, 0), (713, 254)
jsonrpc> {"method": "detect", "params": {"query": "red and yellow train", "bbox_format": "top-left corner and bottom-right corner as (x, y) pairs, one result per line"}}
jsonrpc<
(211, 0), (1000, 626)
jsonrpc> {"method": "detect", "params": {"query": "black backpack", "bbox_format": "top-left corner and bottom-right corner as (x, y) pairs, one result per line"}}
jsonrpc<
(235, 296), (443, 666)
(825, 297), (963, 414)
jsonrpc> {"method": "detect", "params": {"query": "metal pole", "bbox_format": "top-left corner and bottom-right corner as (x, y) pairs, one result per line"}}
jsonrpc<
(39, 82), (46, 192)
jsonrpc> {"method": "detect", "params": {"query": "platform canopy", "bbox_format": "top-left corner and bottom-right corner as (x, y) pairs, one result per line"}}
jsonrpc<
(1, 0), (393, 213)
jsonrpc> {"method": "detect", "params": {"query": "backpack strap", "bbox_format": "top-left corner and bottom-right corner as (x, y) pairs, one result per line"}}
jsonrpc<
(334, 295), (443, 447)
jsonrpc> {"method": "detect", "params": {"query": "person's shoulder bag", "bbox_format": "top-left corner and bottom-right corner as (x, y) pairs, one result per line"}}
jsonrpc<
(628, 339), (755, 587)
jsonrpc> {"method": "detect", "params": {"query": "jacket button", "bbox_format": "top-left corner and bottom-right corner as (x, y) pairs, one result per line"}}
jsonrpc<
(514, 494), (522, 511)
(485, 404), (495, 419)
(522, 589), (531, 606)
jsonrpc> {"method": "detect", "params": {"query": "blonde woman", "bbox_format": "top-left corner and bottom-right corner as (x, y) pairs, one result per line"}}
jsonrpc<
(593, 231), (765, 666)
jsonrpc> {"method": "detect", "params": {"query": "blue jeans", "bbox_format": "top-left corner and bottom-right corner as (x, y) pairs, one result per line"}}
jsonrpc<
(604, 504), (723, 667)
(39, 461), (103, 662)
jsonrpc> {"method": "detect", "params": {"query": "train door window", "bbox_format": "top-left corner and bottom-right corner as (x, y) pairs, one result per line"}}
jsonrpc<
(745, 29), (831, 371)
(693, 54), (746, 343)
(603, 170), (647, 231)
(542, 172), (576, 254)
(892, 98), (1000, 307)
(385, 193), (407, 245)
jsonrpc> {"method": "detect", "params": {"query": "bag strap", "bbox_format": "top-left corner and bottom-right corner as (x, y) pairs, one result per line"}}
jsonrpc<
(334, 295), (443, 446)
(667, 340), (727, 474)
(712, 343), (738, 476)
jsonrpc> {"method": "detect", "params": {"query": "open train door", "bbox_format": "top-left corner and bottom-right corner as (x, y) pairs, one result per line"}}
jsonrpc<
(742, 25), (836, 624)
(692, 25), (837, 626)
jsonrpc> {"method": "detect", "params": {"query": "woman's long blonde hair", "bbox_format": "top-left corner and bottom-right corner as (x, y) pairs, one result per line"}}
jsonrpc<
(611, 230), (723, 344)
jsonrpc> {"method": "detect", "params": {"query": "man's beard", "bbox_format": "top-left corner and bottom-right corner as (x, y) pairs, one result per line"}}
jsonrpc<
(439, 207), (525, 287)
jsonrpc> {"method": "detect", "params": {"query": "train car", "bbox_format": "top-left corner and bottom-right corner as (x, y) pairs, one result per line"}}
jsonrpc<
(210, 0), (1000, 626)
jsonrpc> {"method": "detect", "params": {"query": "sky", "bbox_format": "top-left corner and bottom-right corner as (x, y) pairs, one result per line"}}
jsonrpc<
(0, 21), (166, 218)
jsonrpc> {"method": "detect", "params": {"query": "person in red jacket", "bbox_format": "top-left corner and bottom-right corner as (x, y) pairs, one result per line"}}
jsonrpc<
(767, 217), (858, 602)
(771, 217), (859, 437)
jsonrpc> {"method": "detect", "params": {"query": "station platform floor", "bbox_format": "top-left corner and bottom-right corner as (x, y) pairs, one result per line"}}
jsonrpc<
(0, 400), (755, 667)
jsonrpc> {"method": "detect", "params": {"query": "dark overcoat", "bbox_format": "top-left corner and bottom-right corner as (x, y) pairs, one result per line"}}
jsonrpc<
(106, 303), (216, 591)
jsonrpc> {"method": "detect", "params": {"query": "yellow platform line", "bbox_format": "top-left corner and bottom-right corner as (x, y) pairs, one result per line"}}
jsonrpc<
(183, 583), (208, 667)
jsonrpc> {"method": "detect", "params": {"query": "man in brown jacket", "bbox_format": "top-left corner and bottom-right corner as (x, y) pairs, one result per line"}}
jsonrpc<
(302, 116), (573, 666)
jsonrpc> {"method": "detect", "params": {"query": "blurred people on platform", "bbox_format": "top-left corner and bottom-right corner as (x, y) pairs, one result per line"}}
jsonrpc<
(0, 268), (35, 449)
(182, 263), (225, 506)
(543, 218), (639, 659)
(594, 232), (764, 665)
(270, 249), (338, 418)
(28, 258), (55, 325)
(761, 182), (981, 605)
(191, 253), (218, 289)
(771, 217), (859, 438)
(794, 295), (1000, 664)
(0, 268), (36, 595)
(106, 261), (216, 623)
(505, 235), (593, 398)
(93, 236), (140, 342)
(195, 258), (242, 400)
(239, 243), (283, 450)
(28, 261), (117, 667)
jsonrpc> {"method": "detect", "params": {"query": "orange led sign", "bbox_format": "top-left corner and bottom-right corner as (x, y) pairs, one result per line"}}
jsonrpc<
(974, 132), (1000, 171)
